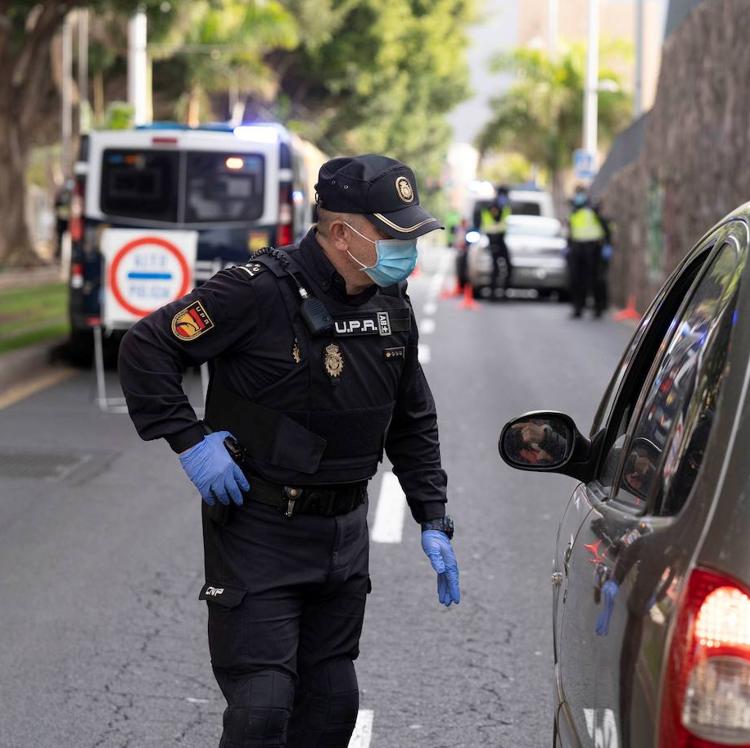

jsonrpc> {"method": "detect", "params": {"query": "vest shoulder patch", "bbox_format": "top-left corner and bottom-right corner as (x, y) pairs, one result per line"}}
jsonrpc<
(171, 300), (214, 341)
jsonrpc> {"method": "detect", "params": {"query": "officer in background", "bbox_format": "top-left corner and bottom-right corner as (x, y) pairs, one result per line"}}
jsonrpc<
(118, 154), (460, 748)
(567, 185), (611, 318)
(480, 184), (513, 298)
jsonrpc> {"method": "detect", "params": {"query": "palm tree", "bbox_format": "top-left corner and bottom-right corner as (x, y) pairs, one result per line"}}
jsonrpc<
(477, 44), (631, 205)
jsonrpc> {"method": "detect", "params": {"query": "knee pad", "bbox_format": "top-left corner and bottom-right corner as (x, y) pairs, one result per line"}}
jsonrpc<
(219, 669), (295, 747)
(289, 658), (359, 744)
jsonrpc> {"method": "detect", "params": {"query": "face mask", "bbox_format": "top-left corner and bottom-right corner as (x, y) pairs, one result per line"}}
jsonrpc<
(344, 222), (418, 286)
(573, 194), (587, 207)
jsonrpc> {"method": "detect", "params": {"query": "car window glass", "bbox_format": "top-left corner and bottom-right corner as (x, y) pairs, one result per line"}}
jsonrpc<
(617, 241), (746, 512)
(593, 251), (709, 492)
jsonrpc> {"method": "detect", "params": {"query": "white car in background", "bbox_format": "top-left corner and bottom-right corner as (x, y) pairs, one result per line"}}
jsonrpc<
(466, 214), (568, 299)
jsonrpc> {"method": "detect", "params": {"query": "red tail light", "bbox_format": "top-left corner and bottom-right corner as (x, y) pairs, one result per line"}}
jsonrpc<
(70, 262), (84, 289)
(276, 183), (294, 246)
(660, 567), (750, 747)
(69, 179), (84, 242)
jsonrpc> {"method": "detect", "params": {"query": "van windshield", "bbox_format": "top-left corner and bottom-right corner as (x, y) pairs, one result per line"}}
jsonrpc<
(100, 148), (265, 224)
(101, 149), (178, 222)
(185, 152), (264, 223)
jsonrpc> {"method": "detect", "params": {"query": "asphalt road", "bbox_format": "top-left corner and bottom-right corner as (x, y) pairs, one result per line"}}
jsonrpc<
(0, 248), (634, 748)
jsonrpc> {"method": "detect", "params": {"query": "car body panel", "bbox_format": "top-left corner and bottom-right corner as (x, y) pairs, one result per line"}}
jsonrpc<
(503, 205), (750, 746)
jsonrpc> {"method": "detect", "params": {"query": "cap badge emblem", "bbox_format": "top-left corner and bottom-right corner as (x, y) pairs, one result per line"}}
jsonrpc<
(324, 343), (344, 378)
(396, 176), (414, 203)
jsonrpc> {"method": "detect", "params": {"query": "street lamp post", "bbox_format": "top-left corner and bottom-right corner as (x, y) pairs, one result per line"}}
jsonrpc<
(548, 0), (558, 59)
(582, 0), (600, 174)
(128, 11), (149, 126)
(634, 0), (645, 118)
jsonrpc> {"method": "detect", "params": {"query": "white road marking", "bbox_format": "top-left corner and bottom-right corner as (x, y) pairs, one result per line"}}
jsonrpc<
(417, 344), (431, 364)
(419, 318), (436, 335)
(423, 301), (437, 316)
(348, 709), (374, 747)
(371, 472), (406, 544)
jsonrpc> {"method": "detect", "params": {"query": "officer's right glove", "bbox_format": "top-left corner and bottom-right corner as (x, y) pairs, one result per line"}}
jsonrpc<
(178, 431), (250, 507)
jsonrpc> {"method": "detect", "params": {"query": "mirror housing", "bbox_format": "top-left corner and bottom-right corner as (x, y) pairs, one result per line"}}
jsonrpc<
(498, 410), (596, 483)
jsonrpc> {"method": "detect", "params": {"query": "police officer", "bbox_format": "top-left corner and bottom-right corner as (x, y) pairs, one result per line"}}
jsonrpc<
(480, 185), (513, 297)
(118, 154), (460, 748)
(567, 185), (611, 318)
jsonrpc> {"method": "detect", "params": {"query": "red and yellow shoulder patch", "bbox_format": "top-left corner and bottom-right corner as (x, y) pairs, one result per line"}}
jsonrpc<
(171, 300), (214, 341)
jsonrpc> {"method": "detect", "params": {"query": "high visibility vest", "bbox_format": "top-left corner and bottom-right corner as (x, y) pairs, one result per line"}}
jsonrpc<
(481, 205), (511, 234)
(569, 207), (605, 242)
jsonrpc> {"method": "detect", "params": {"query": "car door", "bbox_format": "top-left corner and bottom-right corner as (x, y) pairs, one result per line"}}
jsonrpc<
(556, 221), (749, 748)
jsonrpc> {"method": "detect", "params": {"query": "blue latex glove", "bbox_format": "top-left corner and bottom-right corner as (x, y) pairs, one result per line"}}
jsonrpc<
(602, 243), (613, 260)
(421, 530), (460, 607)
(178, 431), (250, 507)
(595, 579), (619, 637)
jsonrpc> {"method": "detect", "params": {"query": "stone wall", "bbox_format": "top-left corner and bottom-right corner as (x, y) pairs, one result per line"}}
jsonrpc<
(601, 0), (750, 310)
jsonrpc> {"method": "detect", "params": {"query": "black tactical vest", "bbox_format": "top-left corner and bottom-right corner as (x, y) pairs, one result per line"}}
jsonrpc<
(204, 246), (413, 485)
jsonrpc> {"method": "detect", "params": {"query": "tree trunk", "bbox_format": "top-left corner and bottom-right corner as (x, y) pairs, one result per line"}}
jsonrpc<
(550, 169), (567, 219)
(0, 83), (36, 266)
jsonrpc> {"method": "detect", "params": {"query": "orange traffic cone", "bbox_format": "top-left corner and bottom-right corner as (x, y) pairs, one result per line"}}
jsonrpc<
(613, 294), (641, 322)
(459, 283), (478, 310)
(440, 281), (463, 299)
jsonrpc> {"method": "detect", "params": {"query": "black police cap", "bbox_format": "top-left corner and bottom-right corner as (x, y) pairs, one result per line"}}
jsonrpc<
(315, 154), (443, 240)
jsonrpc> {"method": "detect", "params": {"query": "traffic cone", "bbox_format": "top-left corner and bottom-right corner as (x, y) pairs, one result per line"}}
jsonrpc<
(459, 283), (478, 310)
(440, 281), (463, 299)
(613, 294), (641, 322)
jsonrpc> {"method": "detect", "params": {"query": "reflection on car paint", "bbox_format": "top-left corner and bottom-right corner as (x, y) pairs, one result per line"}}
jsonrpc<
(583, 708), (619, 748)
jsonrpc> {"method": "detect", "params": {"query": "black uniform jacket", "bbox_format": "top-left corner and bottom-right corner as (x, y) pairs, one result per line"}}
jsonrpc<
(118, 229), (447, 523)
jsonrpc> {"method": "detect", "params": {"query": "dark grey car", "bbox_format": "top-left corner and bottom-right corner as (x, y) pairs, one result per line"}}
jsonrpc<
(499, 205), (750, 747)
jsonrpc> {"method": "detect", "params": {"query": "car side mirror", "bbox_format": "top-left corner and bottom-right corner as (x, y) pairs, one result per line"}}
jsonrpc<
(498, 411), (595, 482)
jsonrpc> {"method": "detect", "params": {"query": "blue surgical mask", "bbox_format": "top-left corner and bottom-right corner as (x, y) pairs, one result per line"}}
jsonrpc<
(344, 222), (418, 286)
(573, 193), (587, 207)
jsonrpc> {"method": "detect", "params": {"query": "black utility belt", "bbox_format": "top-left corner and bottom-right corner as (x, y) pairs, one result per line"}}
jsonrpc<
(248, 475), (367, 518)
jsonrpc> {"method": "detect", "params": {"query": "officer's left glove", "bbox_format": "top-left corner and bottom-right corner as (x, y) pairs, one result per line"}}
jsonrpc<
(178, 431), (250, 507)
(421, 530), (460, 607)
(602, 243), (613, 260)
(595, 579), (619, 637)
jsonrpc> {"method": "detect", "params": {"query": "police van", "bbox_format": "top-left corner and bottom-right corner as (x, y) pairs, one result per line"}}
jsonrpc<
(67, 122), (326, 361)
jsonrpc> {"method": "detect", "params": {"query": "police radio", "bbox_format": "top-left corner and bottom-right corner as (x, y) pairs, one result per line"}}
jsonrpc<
(298, 290), (333, 336)
(256, 247), (333, 336)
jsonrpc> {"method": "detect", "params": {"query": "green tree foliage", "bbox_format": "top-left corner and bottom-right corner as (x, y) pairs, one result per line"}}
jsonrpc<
(276, 0), (474, 182)
(477, 44), (631, 199)
(151, 1), (298, 124)
(0, 0), (168, 265)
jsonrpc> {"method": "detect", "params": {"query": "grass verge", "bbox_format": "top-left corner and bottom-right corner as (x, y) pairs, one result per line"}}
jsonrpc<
(0, 282), (69, 355)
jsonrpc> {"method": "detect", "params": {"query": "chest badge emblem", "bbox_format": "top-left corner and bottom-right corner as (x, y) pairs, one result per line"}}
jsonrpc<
(324, 343), (344, 378)
(292, 339), (301, 364)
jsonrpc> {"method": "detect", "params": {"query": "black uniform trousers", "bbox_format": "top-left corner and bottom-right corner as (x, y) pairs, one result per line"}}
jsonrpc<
(202, 497), (370, 747)
(568, 240), (606, 315)
(488, 232), (512, 293)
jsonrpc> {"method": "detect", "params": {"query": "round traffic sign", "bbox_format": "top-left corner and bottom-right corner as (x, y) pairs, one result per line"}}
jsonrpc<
(107, 236), (192, 318)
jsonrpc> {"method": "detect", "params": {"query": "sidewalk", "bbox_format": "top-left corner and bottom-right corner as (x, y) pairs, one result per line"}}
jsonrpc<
(0, 264), (63, 291)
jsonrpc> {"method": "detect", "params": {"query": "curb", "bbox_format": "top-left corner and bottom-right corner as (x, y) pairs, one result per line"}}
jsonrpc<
(0, 337), (69, 394)
(0, 265), (63, 291)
